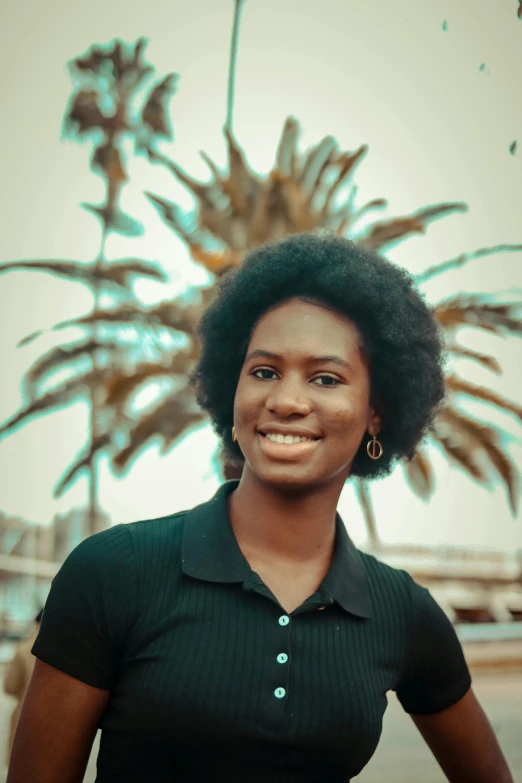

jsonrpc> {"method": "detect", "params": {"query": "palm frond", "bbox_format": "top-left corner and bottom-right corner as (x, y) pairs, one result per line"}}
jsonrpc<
(298, 136), (337, 196)
(432, 430), (489, 482)
(320, 146), (367, 220)
(413, 202), (468, 225)
(112, 390), (204, 472)
(446, 374), (522, 421)
(434, 295), (522, 335)
(24, 340), (120, 399)
(81, 204), (144, 237)
(0, 374), (101, 438)
(0, 258), (165, 291)
(403, 448), (435, 500)
(141, 74), (178, 139)
(446, 344), (502, 374)
(275, 117), (300, 178)
(55, 300), (200, 337)
(436, 407), (519, 513)
(358, 215), (424, 250)
(105, 352), (194, 412)
(224, 127), (260, 214)
(54, 434), (112, 498)
(417, 244), (522, 284)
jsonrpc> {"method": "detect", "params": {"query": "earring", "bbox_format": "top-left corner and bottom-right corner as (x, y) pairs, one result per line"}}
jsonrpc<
(367, 434), (383, 460)
(232, 426), (237, 443)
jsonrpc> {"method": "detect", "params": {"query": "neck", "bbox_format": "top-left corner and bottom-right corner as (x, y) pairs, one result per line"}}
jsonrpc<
(228, 470), (345, 565)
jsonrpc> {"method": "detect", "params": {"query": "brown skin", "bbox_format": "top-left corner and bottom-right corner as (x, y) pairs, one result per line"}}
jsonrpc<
(7, 659), (109, 783)
(8, 297), (513, 782)
(229, 297), (513, 783)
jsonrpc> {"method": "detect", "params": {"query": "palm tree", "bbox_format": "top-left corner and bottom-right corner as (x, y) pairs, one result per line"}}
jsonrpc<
(142, 120), (522, 547)
(74, 3), (522, 547)
(2, 9), (520, 547)
(0, 39), (176, 535)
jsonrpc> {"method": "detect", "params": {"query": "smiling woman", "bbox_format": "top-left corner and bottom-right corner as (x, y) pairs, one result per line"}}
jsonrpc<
(7, 234), (513, 783)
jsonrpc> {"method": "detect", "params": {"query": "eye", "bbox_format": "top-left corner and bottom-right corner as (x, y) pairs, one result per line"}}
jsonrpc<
(312, 375), (341, 387)
(251, 367), (278, 380)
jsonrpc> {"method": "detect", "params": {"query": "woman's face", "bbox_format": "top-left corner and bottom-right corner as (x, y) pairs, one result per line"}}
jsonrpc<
(233, 298), (381, 491)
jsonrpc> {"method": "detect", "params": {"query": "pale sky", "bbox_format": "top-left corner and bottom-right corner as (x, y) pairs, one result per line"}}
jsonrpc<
(0, 0), (521, 552)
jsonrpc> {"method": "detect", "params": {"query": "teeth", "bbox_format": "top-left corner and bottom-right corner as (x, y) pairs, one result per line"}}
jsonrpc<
(265, 433), (312, 444)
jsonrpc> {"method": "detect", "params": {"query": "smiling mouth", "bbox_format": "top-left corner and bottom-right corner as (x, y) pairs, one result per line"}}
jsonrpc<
(261, 432), (318, 445)
(257, 432), (321, 459)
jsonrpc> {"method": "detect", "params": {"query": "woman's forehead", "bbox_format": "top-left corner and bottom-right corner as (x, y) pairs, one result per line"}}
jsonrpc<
(247, 299), (364, 360)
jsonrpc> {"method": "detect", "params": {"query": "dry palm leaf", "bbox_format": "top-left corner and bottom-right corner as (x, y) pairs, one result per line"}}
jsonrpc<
(435, 295), (522, 335)
(0, 372), (107, 437)
(403, 448), (435, 500)
(436, 407), (519, 513)
(0, 258), (165, 291)
(141, 74), (178, 139)
(432, 429), (489, 483)
(56, 299), (201, 337)
(112, 389), (204, 472)
(417, 243), (522, 284)
(105, 352), (195, 414)
(92, 144), (128, 183)
(81, 204), (144, 237)
(54, 433), (112, 498)
(445, 344), (502, 374)
(359, 203), (467, 251)
(446, 374), (522, 421)
(23, 340), (121, 399)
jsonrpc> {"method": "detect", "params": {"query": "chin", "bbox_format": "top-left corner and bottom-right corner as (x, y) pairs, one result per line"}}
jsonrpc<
(248, 461), (332, 493)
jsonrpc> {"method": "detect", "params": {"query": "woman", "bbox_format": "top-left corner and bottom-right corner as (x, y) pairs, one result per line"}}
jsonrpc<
(8, 233), (513, 782)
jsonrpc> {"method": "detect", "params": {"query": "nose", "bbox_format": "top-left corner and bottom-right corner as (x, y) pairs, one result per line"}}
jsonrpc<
(265, 375), (312, 418)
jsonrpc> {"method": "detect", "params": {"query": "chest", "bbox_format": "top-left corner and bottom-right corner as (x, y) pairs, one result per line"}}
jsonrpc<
(248, 561), (328, 614)
(104, 579), (404, 779)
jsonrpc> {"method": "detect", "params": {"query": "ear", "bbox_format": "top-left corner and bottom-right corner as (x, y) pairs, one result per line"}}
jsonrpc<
(368, 409), (382, 437)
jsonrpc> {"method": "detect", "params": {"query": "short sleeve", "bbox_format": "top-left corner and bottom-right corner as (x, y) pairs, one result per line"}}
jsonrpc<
(32, 524), (138, 690)
(394, 574), (472, 715)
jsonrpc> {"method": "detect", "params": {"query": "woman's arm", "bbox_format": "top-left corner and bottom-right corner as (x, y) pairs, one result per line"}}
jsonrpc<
(411, 688), (513, 783)
(7, 659), (110, 783)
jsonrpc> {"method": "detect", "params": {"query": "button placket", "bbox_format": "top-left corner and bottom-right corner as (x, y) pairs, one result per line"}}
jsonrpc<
(273, 614), (291, 703)
(257, 611), (292, 732)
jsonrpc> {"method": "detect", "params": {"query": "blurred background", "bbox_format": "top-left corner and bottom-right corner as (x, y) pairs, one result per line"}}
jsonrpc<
(0, 0), (521, 780)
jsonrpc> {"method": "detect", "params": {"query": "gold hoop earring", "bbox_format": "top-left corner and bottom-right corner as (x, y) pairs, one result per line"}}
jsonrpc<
(367, 434), (383, 460)
(232, 426), (237, 443)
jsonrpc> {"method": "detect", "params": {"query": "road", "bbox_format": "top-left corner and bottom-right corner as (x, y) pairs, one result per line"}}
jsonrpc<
(0, 670), (520, 782)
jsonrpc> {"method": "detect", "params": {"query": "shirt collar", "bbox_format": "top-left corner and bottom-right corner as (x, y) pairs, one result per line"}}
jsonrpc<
(182, 480), (372, 619)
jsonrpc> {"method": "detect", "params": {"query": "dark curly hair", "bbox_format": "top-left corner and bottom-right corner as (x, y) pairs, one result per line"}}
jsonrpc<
(191, 232), (446, 479)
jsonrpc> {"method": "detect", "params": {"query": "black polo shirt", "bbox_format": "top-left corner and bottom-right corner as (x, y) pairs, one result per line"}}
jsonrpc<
(33, 480), (471, 782)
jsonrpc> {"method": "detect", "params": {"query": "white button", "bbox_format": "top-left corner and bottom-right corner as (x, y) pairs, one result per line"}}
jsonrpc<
(277, 653), (288, 664)
(278, 615), (290, 626)
(274, 687), (286, 699)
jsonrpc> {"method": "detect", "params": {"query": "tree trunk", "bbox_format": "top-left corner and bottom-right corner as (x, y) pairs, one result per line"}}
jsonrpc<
(354, 478), (380, 551)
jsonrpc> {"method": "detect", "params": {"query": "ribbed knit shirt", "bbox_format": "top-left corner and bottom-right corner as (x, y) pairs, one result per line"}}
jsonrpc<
(33, 480), (471, 782)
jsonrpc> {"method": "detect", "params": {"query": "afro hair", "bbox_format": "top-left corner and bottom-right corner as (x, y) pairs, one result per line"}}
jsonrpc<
(191, 232), (446, 479)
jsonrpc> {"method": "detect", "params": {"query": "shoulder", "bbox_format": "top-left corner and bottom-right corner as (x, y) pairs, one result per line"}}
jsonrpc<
(358, 550), (414, 603)
(63, 510), (188, 571)
(124, 509), (187, 549)
(357, 551), (445, 629)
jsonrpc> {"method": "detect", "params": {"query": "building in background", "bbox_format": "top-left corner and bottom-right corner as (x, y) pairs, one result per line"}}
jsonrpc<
(0, 509), (109, 640)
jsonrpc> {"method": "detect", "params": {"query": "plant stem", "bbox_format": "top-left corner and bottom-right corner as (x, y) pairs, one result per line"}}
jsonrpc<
(354, 478), (380, 550)
(226, 0), (246, 133)
(87, 222), (109, 538)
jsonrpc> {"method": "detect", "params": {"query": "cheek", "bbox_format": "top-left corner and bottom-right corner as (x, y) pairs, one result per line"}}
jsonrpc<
(233, 377), (260, 422)
(329, 396), (370, 434)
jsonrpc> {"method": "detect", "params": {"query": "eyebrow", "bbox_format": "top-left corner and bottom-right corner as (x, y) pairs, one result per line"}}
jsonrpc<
(244, 349), (354, 371)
